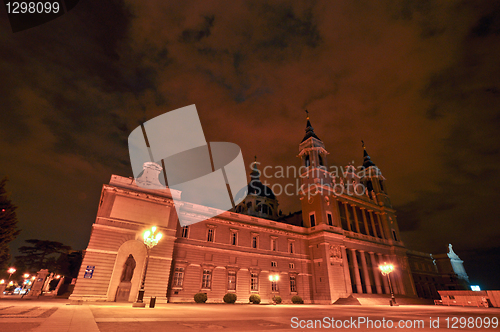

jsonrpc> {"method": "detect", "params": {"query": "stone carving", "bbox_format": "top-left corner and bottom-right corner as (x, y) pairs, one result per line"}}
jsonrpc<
(329, 245), (342, 265)
(121, 254), (136, 282)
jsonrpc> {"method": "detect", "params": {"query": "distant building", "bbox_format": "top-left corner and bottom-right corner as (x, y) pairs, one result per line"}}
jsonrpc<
(407, 245), (470, 300)
(70, 116), (468, 304)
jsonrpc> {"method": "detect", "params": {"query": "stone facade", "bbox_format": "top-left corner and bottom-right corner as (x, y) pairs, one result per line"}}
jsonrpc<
(71, 116), (466, 304)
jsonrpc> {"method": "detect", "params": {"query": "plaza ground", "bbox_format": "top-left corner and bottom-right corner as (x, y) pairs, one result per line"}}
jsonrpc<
(0, 296), (498, 331)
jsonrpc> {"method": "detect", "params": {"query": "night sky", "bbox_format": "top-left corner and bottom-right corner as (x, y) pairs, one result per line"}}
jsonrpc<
(1, 1), (499, 289)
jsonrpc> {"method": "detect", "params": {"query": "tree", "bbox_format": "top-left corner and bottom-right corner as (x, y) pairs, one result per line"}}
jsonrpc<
(0, 177), (21, 271)
(15, 239), (72, 273)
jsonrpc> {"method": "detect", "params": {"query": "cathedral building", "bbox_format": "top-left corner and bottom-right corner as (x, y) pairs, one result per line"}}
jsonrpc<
(70, 116), (467, 304)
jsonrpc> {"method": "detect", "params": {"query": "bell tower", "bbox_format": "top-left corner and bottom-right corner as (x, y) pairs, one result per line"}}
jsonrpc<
(360, 141), (391, 208)
(298, 111), (338, 228)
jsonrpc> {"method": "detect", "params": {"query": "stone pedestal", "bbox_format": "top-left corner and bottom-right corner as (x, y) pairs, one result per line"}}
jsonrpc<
(115, 281), (132, 302)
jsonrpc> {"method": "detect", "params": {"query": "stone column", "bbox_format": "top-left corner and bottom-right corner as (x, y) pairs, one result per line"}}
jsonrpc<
(350, 249), (363, 293)
(376, 213), (386, 239)
(377, 253), (390, 294)
(344, 203), (352, 232)
(368, 210), (378, 238)
(361, 208), (371, 236)
(351, 205), (361, 233)
(341, 246), (352, 295)
(359, 250), (372, 294)
(369, 252), (383, 294)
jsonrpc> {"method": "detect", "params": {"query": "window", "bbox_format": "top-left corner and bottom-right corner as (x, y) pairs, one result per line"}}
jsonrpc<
(173, 267), (184, 287)
(309, 213), (316, 227)
(231, 232), (237, 246)
(392, 229), (398, 242)
(289, 242), (295, 254)
(247, 201), (252, 208)
(271, 261), (277, 267)
(181, 226), (189, 238)
(250, 273), (259, 291)
(252, 235), (258, 249)
(227, 271), (236, 291)
(271, 238), (277, 251)
(290, 275), (297, 292)
(327, 213), (333, 226)
(289, 262), (295, 269)
(207, 228), (214, 242)
(305, 155), (310, 167)
(202, 269), (212, 289)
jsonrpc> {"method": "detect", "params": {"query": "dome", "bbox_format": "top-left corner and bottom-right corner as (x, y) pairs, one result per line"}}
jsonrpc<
(233, 179), (276, 201)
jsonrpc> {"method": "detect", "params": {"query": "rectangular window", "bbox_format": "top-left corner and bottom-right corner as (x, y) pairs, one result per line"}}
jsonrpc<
(231, 232), (237, 246)
(309, 214), (316, 227)
(327, 213), (333, 226)
(289, 242), (295, 254)
(271, 261), (277, 267)
(250, 273), (259, 291)
(181, 226), (189, 238)
(271, 238), (277, 251)
(290, 275), (297, 292)
(207, 229), (214, 242)
(289, 262), (295, 269)
(252, 236), (258, 249)
(173, 267), (184, 287)
(227, 271), (236, 291)
(202, 269), (212, 289)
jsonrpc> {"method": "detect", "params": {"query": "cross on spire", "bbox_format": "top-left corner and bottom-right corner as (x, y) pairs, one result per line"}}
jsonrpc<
(362, 140), (366, 149)
(305, 109), (309, 119)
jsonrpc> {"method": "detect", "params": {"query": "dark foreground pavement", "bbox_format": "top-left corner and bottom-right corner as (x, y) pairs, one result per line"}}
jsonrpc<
(1, 296), (499, 331)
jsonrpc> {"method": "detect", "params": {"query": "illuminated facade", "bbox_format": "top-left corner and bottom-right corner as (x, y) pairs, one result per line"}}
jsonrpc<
(70, 117), (465, 304)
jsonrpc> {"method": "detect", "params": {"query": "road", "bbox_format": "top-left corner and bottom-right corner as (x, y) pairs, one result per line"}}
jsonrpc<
(0, 296), (498, 331)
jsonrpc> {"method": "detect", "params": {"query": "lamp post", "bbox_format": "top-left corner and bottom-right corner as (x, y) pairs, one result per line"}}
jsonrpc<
(7, 267), (16, 281)
(379, 262), (397, 306)
(269, 274), (279, 304)
(133, 226), (162, 307)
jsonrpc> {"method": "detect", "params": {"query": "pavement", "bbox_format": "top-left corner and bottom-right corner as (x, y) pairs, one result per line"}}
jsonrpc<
(1, 295), (499, 331)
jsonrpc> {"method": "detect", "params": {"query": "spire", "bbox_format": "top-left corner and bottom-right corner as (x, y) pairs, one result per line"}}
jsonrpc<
(362, 140), (376, 168)
(250, 156), (260, 180)
(301, 110), (321, 143)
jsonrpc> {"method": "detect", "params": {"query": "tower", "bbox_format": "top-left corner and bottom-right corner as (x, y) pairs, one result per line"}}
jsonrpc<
(360, 141), (391, 208)
(298, 112), (339, 228)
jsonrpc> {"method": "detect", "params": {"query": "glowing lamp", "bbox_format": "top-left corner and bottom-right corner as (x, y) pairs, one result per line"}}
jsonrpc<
(379, 263), (394, 276)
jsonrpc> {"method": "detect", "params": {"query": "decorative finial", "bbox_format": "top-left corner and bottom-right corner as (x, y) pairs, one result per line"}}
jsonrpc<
(254, 155), (257, 162)
(362, 140), (366, 149)
(305, 109), (309, 120)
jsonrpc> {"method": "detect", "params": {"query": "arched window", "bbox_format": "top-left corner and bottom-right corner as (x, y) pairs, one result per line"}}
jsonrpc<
(319, 155), (324, 166)
(305, 155), (310, 167)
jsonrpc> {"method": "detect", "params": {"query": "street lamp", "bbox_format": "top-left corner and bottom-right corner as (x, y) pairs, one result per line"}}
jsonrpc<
(379, 262), (397, 306)
(269, 274), (279, 304)
(133, 226), (162, 307)
(7, 267), (16, 281)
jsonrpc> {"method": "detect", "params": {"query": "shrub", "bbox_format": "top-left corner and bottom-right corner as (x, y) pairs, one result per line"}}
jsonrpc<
(223, 293), (237, 304)
(194, 292), (207, 303)
(249, 294), (261, 304)
(273, 295), (282, 304)
(291, 295), (303, 304)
